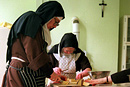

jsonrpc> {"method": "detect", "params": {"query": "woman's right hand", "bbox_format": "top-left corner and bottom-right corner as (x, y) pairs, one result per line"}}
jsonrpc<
(53, 67), (62, 75)
(49, 72), (61, 82)
(49, 72), (67, 83)
(59, 75), (67, 81)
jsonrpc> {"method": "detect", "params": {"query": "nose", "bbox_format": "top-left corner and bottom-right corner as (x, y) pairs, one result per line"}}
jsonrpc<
(54, 24), (59, 28)
(67, 51), (73, 54)
(53, 25), (57, 28)
(51, 25), (56, 29)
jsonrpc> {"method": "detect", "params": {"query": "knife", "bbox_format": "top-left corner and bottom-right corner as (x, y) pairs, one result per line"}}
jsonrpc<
(59, 80), (64, 83)
(77, 79), (81, 84)
(77, 79), (84, 86)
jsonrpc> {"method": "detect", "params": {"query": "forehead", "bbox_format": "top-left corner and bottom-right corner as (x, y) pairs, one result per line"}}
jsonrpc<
(55, 17), (60, 22)
(63, 47), (75, 50)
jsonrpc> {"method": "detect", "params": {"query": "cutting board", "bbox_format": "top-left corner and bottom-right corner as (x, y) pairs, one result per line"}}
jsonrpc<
(51, 83), (81, 87)
(51, 79), (90, 87)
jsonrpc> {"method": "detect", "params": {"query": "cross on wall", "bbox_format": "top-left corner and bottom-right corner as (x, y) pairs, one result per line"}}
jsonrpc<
(99, 0), (107, 17)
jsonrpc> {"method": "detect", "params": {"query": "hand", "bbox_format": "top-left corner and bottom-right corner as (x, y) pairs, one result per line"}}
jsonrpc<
(85, 77), (107, 85)
(76, 72), (84, 79)
(76, 68), (91, 79)
(53, 67), (62, 75)
(59, 75), (67, 81)
(49, 72), (61, 82)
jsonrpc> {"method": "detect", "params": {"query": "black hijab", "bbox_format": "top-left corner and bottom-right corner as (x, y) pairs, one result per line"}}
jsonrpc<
(48, 33), (81, 54)
(6, 1), (65, 63)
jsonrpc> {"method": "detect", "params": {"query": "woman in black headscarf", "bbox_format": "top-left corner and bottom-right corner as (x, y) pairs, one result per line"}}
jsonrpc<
(48, 33), (92, 81)
(2, 1), (66, 87)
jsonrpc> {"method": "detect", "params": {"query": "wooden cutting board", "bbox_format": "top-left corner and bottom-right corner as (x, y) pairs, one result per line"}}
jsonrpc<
(51, 83), (81, 87)
(50, 79), (89, 87)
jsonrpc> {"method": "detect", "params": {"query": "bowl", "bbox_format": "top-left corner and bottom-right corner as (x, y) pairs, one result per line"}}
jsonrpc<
(88, 71), (110, 79)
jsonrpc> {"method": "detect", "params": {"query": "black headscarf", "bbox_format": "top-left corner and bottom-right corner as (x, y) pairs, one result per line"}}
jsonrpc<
(6, 1), (65, 63)
(48, 33), (81, 54)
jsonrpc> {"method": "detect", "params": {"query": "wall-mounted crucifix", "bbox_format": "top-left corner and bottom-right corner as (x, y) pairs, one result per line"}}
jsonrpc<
(99, 0), (107, 17)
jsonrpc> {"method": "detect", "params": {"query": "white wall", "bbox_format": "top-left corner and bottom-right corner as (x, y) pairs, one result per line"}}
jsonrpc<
(0, 27), (10, 85)
(51, 0), (119, 74)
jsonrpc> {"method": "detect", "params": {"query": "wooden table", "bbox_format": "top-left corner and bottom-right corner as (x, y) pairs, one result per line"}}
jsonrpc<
(51, 83), (130, 87)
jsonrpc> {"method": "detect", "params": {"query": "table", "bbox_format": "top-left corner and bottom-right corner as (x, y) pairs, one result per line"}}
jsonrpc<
(51, 82), (130, 87)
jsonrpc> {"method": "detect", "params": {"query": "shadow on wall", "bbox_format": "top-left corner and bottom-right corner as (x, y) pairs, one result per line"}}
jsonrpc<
(79, 19), (87, 52)
(79, 20), (95, 70)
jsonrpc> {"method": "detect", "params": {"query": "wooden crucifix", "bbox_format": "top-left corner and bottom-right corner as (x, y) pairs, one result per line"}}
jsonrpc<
(99, 0), (107, 17)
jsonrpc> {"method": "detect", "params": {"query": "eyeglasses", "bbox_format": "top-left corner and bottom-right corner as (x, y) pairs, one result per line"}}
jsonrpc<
(53, 18), (60, 26)
(62, 48), (76, 54)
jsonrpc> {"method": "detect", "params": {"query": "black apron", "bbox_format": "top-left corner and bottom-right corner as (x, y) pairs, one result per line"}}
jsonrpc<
(10, 65), (46, 87)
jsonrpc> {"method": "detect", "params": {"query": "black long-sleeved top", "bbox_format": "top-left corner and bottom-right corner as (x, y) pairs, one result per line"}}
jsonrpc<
(111, 68), (130, 83)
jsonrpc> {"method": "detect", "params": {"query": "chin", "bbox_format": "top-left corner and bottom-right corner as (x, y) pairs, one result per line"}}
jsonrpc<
(49, 28), (54, 31)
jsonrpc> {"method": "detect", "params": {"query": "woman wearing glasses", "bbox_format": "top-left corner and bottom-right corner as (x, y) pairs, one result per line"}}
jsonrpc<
(47, 33), (92, 86)
(2, 1), (66, 87)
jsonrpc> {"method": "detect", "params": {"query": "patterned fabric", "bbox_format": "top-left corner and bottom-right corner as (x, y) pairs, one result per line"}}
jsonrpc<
(10, 66), (46, 87)
(53, 53), (81, 79)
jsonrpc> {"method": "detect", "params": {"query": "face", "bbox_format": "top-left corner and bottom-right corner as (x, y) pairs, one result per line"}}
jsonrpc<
(47, 17), (60, 30)
(61, 47), (75, 58)
(62, 47), (75, 54)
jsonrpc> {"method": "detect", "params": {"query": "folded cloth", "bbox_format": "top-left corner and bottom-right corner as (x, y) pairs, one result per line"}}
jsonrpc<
(0, 22), (12, 29)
